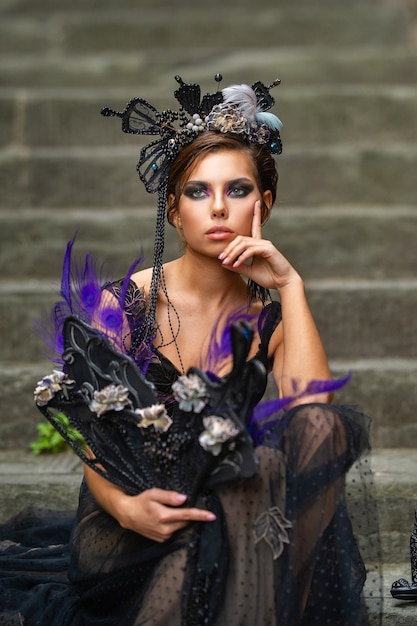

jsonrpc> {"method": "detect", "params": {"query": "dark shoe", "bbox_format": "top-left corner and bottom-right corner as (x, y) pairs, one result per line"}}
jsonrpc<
(391, 578), (417, 601)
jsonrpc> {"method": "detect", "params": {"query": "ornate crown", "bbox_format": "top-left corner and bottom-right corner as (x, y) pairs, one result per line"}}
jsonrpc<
(101, 74), (283, 194)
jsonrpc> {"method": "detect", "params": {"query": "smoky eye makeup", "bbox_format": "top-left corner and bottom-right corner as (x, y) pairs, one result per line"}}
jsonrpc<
(182, 178), (256, 199)
(226, 185), (254, 198)
(226, 179), (255, 198)
(183, 182), (210, 199)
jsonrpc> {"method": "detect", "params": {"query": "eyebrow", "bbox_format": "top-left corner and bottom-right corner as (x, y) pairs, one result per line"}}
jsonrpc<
(185, 177), (254, 186)
(226, 177), (254, 186)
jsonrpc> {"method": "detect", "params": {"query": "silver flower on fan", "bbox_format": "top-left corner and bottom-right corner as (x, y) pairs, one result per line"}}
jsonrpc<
(206, 104), (248, 135)
(135, 404), (172, 432)
(34, 370), (75, 406)
(171, 373), (209, 413)
(89, 384), (132, 417)
(199, 415), (240, 456)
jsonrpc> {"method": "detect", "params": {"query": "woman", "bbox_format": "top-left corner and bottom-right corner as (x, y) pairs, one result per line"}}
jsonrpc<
(0, 76), (379, 625)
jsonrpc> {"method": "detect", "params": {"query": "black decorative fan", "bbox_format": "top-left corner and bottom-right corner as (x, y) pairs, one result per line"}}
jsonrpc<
(35, 316), (264, 503)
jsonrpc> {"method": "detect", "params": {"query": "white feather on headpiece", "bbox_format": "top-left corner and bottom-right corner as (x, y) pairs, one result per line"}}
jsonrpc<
(222, 84), (258, 122)
(222, 84), (283, 131)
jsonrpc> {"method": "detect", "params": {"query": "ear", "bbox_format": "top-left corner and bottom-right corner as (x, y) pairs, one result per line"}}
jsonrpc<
(168, 193), (181, 228)
(261, 190), (273, 223)
(172, 213), (182, 229)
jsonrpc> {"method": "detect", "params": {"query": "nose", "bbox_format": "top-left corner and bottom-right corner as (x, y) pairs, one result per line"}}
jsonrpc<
(211, 192), (228, 219)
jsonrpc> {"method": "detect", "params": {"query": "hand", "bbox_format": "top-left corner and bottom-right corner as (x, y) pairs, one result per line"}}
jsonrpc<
(218, 201), (300, 291)
(116, 488), (216, 542)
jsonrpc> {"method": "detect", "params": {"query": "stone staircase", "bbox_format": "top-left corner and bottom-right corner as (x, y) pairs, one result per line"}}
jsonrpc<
(1, 0), (417, 622)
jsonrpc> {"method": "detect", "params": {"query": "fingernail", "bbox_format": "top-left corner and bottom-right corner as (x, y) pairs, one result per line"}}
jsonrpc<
(218, 252), (225, 260)
(176, 494), (187, 504)
(222, 257), (229, 265)
(206, 512), (216, 521)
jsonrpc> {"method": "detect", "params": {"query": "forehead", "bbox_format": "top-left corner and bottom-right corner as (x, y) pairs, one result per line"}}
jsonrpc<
(186, 149), (256, 182)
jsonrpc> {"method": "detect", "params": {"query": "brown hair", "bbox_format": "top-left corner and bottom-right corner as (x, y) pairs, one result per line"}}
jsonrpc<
(166, 131), (278, 226)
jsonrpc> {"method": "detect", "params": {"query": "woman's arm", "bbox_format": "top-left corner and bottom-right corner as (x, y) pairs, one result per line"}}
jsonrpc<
(219, 201), (332, 403)
(270, 276), (332, 402)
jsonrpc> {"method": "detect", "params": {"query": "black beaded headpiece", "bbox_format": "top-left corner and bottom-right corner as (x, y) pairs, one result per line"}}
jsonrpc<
(101, 75), (283, 346)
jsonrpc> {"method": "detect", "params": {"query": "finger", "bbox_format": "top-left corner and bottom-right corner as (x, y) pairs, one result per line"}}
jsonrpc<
(147, 488), (188, 507)
(221, 240), (262, 268)
(178, 507), (216, 522)
(251, 201), (263, 240)
(219, 236), (253, 265)
(159, 504), (216, 524)
(147, 489), (217, 523)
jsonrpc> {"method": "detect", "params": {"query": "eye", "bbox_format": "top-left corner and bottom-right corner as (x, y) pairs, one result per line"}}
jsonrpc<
(226, 184), (254, 198)
(183, 183), (210, 199)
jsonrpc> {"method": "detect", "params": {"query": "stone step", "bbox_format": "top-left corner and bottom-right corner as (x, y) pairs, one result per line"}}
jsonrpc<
(0, 6), (409, 56)
(0, 450), (83, 522)
(3, 85), (417, 148)
(0, 0), (391, 14)
(1, 207), (416, 281)
(1, 279), (417, 363)
(2, 144), (417, 209)
(329, 360), (417, 449)
(1, 46), (417, 89)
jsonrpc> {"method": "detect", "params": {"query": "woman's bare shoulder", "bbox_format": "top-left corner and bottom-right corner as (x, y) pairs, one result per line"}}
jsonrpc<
(131, 261), (181, 295)
(131, 267), (154, 295)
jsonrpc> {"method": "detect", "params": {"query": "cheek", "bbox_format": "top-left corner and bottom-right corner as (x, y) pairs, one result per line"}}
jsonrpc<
(175, 209), (200, 238)
(173, 204), (195, 231)
(237, 207), (255, 234)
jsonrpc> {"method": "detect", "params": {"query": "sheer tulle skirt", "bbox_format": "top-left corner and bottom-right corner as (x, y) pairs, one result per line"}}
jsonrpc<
(0, 404), (382, 626)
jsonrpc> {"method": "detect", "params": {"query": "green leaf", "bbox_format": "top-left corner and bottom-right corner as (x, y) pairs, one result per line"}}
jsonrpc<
(29, 413), (86, 455)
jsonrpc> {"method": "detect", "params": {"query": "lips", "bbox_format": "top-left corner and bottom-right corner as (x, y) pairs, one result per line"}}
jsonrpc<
(205, 226), (234, 241)
(206, 226), (233, 235)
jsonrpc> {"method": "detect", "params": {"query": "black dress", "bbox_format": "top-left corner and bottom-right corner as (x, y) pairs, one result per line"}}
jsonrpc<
(0, 281), (382, 626)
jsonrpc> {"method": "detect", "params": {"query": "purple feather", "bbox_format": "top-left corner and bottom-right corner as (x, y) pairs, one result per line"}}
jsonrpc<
(249, 373), (352, 444)
(203, 306), (258, 373)
(60, 234), (76, 312)
(35, 235), (144, 364)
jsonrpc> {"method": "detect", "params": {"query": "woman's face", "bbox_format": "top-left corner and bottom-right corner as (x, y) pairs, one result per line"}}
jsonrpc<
(172, 149), (272, 256)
